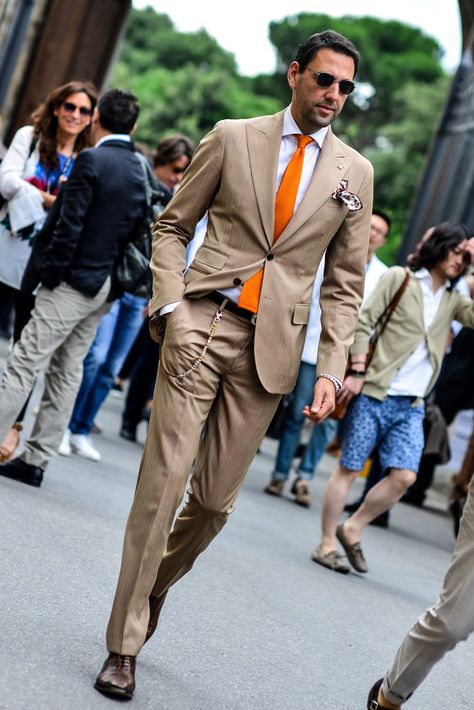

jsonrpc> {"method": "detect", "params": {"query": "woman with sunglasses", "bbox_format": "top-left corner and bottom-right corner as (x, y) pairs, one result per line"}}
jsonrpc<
(0, 80), (98, 462)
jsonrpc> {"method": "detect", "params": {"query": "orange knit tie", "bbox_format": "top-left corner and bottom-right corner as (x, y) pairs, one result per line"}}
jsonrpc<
(238, 134), (314, 313)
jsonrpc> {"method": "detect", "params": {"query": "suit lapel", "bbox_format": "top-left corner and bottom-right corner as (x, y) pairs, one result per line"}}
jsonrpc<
(275, 128), (352, 247)
(246, 112), (284, 249)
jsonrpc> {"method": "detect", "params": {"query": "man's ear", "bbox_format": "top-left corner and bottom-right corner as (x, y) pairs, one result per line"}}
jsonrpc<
(287, 61), (300, 90)
(130, 122), (138, 136)
(91, 107), (100, 128)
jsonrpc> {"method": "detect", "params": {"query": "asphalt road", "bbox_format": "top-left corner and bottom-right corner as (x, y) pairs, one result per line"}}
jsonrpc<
(1, 341), (473, 709)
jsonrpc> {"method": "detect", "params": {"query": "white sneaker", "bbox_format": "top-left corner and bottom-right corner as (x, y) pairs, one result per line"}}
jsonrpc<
(58, 429), (72, 457)
(70, 433), (101, 462)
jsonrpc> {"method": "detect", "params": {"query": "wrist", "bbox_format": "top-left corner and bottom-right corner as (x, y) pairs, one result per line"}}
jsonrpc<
(347, 368), (366, 378)
(316, 372), (342, 394)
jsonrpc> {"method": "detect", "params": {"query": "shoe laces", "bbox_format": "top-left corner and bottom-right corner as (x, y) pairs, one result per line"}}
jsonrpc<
(111, 654), (133, 670)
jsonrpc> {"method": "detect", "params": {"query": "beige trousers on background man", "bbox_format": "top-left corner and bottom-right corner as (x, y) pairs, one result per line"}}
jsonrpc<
(383, 477), (474, 704)
(0, 279), (111, 468)
(106, 297), (281, 656)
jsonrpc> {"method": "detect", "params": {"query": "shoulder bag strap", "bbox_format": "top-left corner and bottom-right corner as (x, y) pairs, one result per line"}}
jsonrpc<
(367, 269), (411, 366)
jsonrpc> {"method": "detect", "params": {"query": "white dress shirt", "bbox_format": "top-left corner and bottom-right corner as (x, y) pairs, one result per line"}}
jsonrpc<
(364, 253), (388, 301)
(388, 268), (449, 398)
(161, 108), (329, 315)
(219, 108), (328, 303)
(95, 134), (132, 147)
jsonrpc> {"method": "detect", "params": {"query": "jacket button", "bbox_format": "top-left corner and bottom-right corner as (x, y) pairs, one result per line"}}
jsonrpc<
(233, 277), (241, 286)
(266, 254), (274, 261)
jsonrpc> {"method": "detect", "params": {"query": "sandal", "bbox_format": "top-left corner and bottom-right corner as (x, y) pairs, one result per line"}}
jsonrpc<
(0, 423), (23, 462)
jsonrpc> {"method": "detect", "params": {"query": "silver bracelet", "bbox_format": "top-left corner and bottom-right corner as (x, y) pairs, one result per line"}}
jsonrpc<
(316, 372), (342, 394)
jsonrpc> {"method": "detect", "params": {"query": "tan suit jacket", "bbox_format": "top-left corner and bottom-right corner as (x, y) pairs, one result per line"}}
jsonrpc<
(149, 110), (373, 394)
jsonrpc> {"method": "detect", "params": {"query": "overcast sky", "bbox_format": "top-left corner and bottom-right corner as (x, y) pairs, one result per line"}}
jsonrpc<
(132, 0), (462, 75)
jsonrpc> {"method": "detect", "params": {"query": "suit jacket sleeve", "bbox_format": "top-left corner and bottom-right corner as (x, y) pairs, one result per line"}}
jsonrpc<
(40, 151), (97, 288)
(148, 121), (225, 316)
(316, 163), (374, 380)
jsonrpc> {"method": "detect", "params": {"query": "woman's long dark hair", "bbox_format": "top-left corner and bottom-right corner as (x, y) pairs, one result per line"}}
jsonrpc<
(409, 222), (471, 281)
(31, 81), (98, 170)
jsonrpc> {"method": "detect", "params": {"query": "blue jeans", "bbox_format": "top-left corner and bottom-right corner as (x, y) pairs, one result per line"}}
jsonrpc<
(273, 361), (337, 481)
(69, 293), (146, 435)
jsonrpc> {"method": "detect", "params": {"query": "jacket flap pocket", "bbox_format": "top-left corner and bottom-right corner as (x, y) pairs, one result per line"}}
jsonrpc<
(193, 245), (228, 269)
(292, 303), (310, 324)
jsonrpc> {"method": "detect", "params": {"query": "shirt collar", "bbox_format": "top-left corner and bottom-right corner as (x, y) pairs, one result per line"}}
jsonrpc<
(282, 107), (329, 149)
(415, 267), (450, 290)
(95, 134), (132, 147)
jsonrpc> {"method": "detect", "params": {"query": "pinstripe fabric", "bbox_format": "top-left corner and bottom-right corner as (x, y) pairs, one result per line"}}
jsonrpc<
(238, 135), (313, 313)
(106, 298), (281, 655)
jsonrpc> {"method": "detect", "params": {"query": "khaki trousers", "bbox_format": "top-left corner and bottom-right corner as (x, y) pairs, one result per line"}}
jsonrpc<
(106, 297), (281, 656)
(383, 477), (474, 704)
(0, 279), (110, 468)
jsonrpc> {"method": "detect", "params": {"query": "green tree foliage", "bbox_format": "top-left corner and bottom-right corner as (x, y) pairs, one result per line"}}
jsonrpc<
(267, 13), (444, 151)
(367, 76), (450, 264)
(110, 7), (280, 146)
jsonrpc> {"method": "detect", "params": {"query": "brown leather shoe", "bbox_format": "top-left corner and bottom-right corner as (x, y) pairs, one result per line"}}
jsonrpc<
(264, 479), (284, 496)
(336, 523), (368, 573)
(144, 590), (168, 644)
(94, 653), (136, 699)
(291, 478), (311, 507)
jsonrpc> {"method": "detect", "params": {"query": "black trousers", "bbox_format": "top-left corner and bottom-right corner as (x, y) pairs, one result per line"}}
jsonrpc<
(122, 320), (160, 427)
(0, 281), (36, 422)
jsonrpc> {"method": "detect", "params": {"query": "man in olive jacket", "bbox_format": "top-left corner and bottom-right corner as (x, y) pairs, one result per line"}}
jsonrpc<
(313, 223), (474, 577)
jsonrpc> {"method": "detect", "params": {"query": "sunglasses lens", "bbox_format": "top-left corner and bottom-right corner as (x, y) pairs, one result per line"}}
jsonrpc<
(339, 81), (355, 95)
(316, 73), (334, 88)
(63, 102), (91, 116)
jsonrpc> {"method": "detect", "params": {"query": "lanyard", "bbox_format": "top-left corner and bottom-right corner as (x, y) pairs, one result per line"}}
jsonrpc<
(46, 154), (74, 194)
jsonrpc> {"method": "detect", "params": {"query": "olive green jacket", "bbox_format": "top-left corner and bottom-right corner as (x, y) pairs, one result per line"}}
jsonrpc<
(350, 266), (474, 401)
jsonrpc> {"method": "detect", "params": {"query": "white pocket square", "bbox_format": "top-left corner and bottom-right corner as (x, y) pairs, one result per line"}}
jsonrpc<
(331, 180), (362, 212)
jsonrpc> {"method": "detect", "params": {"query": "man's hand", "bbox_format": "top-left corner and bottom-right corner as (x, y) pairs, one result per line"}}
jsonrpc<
(464, 237), (474, 265)
(303, 377), (336, 423)
(336, 374), (365, 407)
(148, 312), (167, 344)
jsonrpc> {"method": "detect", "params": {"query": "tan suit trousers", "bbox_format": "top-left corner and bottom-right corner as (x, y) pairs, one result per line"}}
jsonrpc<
(106, 297), (281, 655)
(383, 477), (474, 704)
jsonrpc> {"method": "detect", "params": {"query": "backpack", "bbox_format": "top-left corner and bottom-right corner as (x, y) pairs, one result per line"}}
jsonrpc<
(116, 152), (158, 298)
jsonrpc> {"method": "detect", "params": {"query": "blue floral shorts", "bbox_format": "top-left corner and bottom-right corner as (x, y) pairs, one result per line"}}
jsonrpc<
(340, 394), (425, 474)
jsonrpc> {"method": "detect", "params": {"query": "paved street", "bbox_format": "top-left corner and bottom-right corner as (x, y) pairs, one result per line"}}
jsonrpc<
(1, 339), (473, 709)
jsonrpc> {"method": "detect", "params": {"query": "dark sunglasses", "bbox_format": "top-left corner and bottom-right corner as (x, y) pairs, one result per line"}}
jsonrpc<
(62, 101), (93, 117)
(306, 68), (355, 95)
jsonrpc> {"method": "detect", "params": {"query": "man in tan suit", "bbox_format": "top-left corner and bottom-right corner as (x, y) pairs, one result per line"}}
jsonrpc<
(95, 30), (373, 699)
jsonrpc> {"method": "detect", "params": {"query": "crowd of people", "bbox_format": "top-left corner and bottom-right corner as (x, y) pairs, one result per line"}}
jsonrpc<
(1, 28), (474, 710)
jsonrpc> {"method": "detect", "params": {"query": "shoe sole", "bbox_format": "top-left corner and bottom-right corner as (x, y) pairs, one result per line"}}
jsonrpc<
(94, 681), (133, 700)
(294, 498), (311, 508)
(264, 488), (283, 497)
(311, 553), (350, 574)
(71, 447), (101, 462)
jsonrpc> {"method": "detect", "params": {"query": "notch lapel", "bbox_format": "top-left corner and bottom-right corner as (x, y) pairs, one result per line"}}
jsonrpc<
(246, 113), (283, 249)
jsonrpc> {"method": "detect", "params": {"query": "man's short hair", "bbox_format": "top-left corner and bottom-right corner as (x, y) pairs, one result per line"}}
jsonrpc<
(97, 89), (140, 134)
(372, 209), (391, 235)
(410, 222), (471, 278)
(293, 30), (360, 76)
(153, 134), (195, 168)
